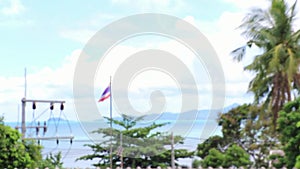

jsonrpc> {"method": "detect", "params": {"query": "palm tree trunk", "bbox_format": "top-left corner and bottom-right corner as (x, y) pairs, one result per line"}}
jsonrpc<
(271, 72), (293, 131)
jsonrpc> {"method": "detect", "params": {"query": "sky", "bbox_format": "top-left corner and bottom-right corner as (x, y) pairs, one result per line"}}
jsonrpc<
(1, 0), (300, 122)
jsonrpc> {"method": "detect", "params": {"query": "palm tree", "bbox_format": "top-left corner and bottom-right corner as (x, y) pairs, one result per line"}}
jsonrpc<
(232, 0), (300, 130)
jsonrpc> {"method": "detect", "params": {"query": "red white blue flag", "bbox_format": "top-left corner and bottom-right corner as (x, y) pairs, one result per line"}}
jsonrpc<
(98, 84), (111, 102)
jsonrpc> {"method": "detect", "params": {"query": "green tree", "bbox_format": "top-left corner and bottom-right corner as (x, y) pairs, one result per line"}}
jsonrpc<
(38, 152), (63, 169)
(0, 122), (34, 168)
(269, 154), (285, 168)
(200, 148), (224, 168)
(231, 0), (300, 131)
(0, 116), (63, 169)
(24, 140), (43, 164)
(200, 145), (251, 168)
(196, 135), (224, 159)
(77, 114), (192, 168)
(218, 104), (274, 167)
(295, 155), (300, 169)
(192, 159), (201, 168)
(277, 98), (300, 168)
(197, 105), (275, 167)
(223, 144), (252, 168)
(49, 152), (63, 168)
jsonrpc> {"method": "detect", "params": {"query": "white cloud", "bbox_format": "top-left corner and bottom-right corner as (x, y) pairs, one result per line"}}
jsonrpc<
(182, 11), (255, 106)
(1, 0), (25, 16)
(0, 49), (80, 122)
(10, 0), (300, 122)
(59, 11), (254, 119)
(0, 0), (33, 28)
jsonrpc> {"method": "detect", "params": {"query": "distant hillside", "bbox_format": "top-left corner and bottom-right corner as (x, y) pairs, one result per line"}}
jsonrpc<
(113, 103), (240, 122)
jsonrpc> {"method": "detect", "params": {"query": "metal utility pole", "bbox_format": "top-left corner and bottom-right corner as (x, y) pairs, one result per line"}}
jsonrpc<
(21, 68), (27, 139)
(21, 98), (26, 139)
(17, 98), (74, 141)
(171, 132), (175, 169)
(120, 133), (123, 169)
(18, 69), (74, 142)
(110, 76), (113, 169)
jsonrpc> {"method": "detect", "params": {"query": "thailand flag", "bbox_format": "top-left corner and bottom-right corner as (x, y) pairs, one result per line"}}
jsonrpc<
(98, 84), (111, 102)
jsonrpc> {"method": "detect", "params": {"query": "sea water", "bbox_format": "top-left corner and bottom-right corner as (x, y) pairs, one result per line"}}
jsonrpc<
(6, 117), (222, 168)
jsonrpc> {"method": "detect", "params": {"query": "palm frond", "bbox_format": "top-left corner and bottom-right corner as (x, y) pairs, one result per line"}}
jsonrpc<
(288, 0), (298, 24)
(231, 46), (246, 62)
(290, 29), (300, 43)
(286, 48), (297, 82)
(232, 0), (300, 131)
(269, 44), (283, 72)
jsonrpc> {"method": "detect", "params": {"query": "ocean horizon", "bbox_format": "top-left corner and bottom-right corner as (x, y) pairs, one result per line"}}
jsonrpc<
(5, 117), (222, 168)
(4, 105), (239, 168)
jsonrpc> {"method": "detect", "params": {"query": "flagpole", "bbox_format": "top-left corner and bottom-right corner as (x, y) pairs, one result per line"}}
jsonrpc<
(120, 133), (123, 169)
(110, 76), (113, 169)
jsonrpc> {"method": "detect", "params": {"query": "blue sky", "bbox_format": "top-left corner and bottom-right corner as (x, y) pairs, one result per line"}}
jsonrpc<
(1, 0), (299, 122)
(1, 0), (234, 76)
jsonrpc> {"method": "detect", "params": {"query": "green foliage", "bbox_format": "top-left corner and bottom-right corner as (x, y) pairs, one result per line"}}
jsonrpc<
(53, 152), (63, 168)
(295, 155), (300, 169)
(200, 148), (224, 168)
(192, 159), (201, 168)
(77, 114), (192, 168)
(231, 0), (300, 131)
(196, 135), (224, 159)
(218, 104), (250, 142)
(197, 104), (276, 167)
(0, 116), (63, 169)
(200, 145), (251, 168)
(277, 98), (300, 168)
(223, 144), (251, 168)
(0, 122), (34, 168)
(199, 1), (300, 168)
(269, 154), (285, 168)
(38, 152), (63, 169)
(218, 104), (275, 167)
(24, 140), (43, 164)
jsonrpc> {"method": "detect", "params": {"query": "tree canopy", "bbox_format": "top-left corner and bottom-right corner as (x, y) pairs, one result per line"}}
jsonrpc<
(197, 104), (272, 167)
(0, 117), (63, 169)
(277, 98), (300, 168)
(0, 122), (33, 168)
(77, 114), (192, 168)
(231, 0), (300, 131)
(219, 104), (275, 167)
(200, 144), (251, 168)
